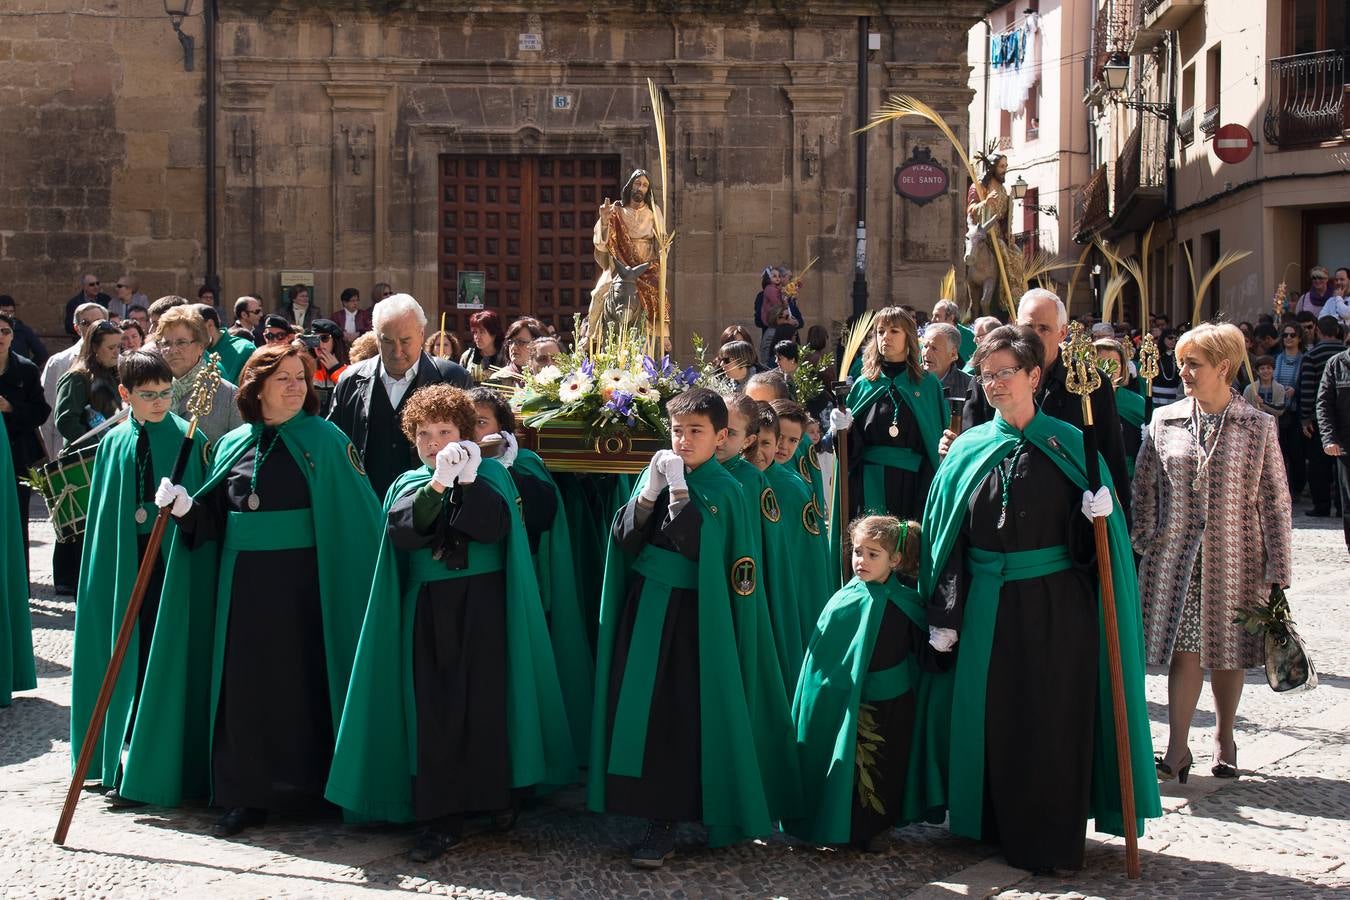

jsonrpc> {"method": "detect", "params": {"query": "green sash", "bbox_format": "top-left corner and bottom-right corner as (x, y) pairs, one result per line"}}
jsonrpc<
(861, 657), (916, 702)
(324, 462), (577, 823)
(222, 509), (316, 551)
(915, 412), (1162, 839)
(70, 413), (206, 782)
(947, 544), (1072, 836)
(0, 424), (33, 708)
(861, 445), (923, 515)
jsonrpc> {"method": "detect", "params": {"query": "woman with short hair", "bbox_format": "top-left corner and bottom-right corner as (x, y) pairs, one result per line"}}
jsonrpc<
(1134, 322), (1292, 783)
(122, 342), (383, 837)
(487, 317), (545, 385)
(458, 310), (506, 378)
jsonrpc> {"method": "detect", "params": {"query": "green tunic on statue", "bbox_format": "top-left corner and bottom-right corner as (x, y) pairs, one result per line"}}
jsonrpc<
(763, 460), (833, 687)
(788, 575), (926, 844)
(210, 333), (256, 386)
(916, 412), (1161, 839)
(588, 461), (801, 845)
(116, 412), (382, 807)
(325, 460), (577, 822)
(0, 427), (33, 708)
(70, 412), (208, 785)
(510, 449), (594, 759)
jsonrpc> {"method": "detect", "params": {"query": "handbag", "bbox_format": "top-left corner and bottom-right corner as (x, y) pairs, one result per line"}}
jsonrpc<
(1235, 585), (1318, 693)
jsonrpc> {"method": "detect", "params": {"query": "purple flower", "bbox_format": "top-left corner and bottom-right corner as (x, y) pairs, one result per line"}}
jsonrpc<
(580, 358), (595, 378)
(642, 355), (660, 380)
(603, 390), (636, 418)
(677, 365), (698, 387)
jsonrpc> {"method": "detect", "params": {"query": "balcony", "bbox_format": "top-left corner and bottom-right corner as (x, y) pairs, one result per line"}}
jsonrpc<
(1106, 118), (1168, 239)
(1177, 106), (1195, 145)
(1264, 50), (1348, 146)
(1200, 104), (1220, 137)
(1013, 229), (1055, 256)
(1143, 0), (1203, 30)
(1073, 165), (1110, 240)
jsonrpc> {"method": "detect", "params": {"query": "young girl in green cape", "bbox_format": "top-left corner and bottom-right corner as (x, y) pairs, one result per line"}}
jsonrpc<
(325, 384), (575, 863)
(70, 351), (208, 807)
(469, 386), (594, 760)
(789, 515), (938, 852)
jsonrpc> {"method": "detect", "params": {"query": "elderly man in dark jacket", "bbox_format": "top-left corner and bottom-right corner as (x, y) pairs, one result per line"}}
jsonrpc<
(327, 293), (470, 499)
(1316, 344), (1350, 552)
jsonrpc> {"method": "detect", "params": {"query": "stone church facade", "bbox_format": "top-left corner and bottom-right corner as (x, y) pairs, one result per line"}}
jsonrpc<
(1, 1), (987, 346)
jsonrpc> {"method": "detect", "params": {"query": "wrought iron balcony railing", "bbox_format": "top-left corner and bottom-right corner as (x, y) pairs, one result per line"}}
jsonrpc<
(1177, 106), (1195, 144)
(1200, 104), (1219, 136)
(1074, 165), (1110, 237)
(1264, 49), (1347, 146)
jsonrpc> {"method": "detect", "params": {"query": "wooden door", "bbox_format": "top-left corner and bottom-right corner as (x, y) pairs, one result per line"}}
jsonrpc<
(437, 155), (621, 342)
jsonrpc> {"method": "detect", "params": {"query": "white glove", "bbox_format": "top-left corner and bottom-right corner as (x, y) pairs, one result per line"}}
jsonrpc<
(640, 450), (672, 501)
(498, 430), (519, 469)
(1081, 486), (1114, 521)
(154, 477), (192, 517)
(928, 626), (959, 653)
(938, 429), (957, 458)
(659, 451), (688, 493)
(829, 407), (853, 433)
(434, 442), (467, 487)
(457, 440), (483, 484)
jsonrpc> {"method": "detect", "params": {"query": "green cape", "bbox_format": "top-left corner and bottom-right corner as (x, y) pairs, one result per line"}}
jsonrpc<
(511, 448), (595, 760)
(763, 461), (833, 688)
(787, 575), (927, 844)
(828, 369), (946, 585)
(555, 472), (632, 652)
(0, 425), (33, 708)
(70, 412), (207, 784)
(211, 333), (256, 386)
(118, 412), (382, 806)
(917, 412), (1161, 838)
(956, 323), (977, 363)
(1115, 384), (1145, 428)
(790, 438), (826, 520)
(587, 461), (801, 845)
(325, 460), (578, 822)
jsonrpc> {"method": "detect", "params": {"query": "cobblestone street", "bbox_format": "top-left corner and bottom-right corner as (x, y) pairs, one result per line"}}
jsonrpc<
(3, 502), (1347, 899)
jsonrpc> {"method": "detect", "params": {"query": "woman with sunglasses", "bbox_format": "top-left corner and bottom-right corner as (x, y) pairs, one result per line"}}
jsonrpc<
(307, 319), (349, 417)
(1274, 323), (1306, 494)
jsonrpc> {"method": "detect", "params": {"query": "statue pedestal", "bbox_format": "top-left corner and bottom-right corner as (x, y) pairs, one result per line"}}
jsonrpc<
(523, 418), (664, 474)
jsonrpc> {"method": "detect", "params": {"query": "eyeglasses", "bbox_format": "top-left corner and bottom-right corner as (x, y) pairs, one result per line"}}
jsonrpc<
(134, 388), (175, 401)
(245, 307), (262, 315)
(1282, 332), (1298, 338)
(264, 331), (290, 342)
(1312, 276), (1328, 281)
(78, 316), (105, 328)
(0, 327), (13, 336)
(160, 338), (199, 351)
(509, 338), (533, 348)
(85, 281), (100, 287)
(319, 334), (333, 342)
(975, 365), (1023, 386)
(380, 291), (394, 298)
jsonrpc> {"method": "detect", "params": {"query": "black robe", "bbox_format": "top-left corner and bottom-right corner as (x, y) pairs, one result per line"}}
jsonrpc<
(387, 479), (516, 821)
(178, 434), (332, 813)
(508, 467), (558, 556)
(845, 360), (936, 523)
(930, 445), (1099, 872)
(603, 491), (703, 822)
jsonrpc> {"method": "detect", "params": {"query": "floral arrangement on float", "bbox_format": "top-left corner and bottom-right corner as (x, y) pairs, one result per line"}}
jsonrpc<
(513, 320), (701, 472)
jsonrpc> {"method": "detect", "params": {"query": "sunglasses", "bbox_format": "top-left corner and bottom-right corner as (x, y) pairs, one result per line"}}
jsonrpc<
(264, 331), (291, 342)
(1283, 332), (1298, 338)
(85, 281), (100, 287)
(0, 327), (12, 336)
(115, 283), (128, 289)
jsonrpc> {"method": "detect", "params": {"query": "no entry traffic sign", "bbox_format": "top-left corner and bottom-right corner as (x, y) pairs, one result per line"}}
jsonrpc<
(1214, 124), (1254, 164)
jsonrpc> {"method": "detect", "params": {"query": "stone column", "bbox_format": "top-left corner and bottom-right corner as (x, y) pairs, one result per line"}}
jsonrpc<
(323, 81), (395, 306)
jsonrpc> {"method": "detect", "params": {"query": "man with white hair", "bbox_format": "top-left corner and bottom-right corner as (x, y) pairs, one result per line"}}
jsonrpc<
(326, 293), (471, 497)
(922, 322), (973, 401)
(931, 298), (976, 362)
(955, 288), (1132, 516)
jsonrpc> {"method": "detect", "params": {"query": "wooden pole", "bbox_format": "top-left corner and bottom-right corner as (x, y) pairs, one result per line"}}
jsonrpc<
(836, 426), (850, 584)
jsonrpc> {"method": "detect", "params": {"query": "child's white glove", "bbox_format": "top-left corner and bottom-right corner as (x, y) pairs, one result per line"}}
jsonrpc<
(434, 442), (467, 487)
(928, 626), (959, 653)
(829, 407), (853, 433)
(457, 440), (483, 484)
(641, 450), (672, 501)
(154, 477), (192, 517)
(659, 451), (688, 493)
(1080, 486), (1113, 521)
(498, 431), (519, 469)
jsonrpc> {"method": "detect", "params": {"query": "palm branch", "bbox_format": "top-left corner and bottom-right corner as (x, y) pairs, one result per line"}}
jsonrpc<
(1063, 242), (1094, 315)
(1185, 246), (1253, 326)
(1100, 271), (1132, 325)
(839, 309), (878, 379)
(939, 265), (956, 303)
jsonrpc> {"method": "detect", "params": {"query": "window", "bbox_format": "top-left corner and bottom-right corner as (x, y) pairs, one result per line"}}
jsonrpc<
(1285, 0), (1350, 55)
(1202, 230), (1222, 319)
(1026, 79), (1041, 141)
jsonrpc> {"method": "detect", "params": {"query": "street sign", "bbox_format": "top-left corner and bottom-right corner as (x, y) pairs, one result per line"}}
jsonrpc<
(1213, 124), (1254, 164)
(894, 146), (949, 206)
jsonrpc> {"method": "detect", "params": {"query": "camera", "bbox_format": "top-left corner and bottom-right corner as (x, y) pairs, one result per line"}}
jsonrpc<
(298, 332), (322, 350)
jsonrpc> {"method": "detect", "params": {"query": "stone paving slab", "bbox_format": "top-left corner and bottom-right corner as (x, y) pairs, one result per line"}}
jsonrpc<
(2, 503), (1347, 898)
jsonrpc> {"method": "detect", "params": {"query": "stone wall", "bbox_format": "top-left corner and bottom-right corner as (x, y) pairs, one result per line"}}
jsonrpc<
(1, 0), (986, 347)
(0, 0), (207, 339)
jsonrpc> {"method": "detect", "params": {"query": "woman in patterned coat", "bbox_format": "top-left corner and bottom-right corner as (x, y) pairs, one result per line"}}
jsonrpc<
(1133, 323), (1292, 783)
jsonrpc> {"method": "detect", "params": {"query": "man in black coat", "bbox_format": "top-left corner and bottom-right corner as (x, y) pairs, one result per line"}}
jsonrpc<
(64, 275), (112, 337)
(954, 289), (1132, 520)
(327, 293), (470, 499)
(0, 295), (48, 367)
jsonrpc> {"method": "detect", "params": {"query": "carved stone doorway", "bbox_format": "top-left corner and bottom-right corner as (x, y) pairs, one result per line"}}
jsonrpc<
(437, 155), (622, 341)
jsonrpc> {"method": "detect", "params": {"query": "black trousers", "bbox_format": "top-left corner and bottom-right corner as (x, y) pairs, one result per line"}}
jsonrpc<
(1338, 456), (1350, 554)
(53, 533), (82, 593)
(1306, 436), (1338, 514)
(1278, 415), (1306, 495)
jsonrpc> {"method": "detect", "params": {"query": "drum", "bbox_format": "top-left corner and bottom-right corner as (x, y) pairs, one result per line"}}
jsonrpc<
(32, 444), (99, 543)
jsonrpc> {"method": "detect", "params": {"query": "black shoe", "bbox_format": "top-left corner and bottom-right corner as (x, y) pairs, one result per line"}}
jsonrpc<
(630, 819), (677, 869)
(407, 826), (462, 863)
(854, 832), (889, 853)
(213, 806), (267, 837)
(104, 789), (146, 810)
(490, 808), (518, 833)
(54, 583), (74, 596)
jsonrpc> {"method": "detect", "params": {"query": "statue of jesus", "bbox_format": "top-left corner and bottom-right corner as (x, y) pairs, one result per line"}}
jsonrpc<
(586, 169), (667, 341)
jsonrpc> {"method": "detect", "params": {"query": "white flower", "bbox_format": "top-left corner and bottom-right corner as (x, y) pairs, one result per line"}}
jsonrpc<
(614, 374), (639, 395)
(558, 373), (594, 403)
(632, 382), (659, 404)
(534, 365), (563, 385)
(598, 368), (627, 389)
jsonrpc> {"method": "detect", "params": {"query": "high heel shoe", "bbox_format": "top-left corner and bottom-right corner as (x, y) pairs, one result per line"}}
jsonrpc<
(1212, 742), (1239, 778)
(1155, 750), (1193, 784)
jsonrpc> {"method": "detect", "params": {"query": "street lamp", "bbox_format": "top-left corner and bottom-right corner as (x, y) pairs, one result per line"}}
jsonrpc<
(1010, 175), (1059, 219)
(1103, 55), (1131, 93)
(164, 0), (195, 72)
(1101, 53), (1173, 122)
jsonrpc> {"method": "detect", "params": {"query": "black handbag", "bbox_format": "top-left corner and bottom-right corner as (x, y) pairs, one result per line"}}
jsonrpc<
(1235, 585), (1318, 693)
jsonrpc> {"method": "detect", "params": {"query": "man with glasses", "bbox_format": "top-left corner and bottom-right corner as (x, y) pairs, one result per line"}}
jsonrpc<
(153, 306), (240, 441)
(64, 275), (111, 337)
(41, 302), (108, 458)
(953, 288), (1131, 519)
(1296, 266), (1332, 316)
(0, 295), (48, 367)
(230, 296), (264, 345)
(110, 276), (147, 321)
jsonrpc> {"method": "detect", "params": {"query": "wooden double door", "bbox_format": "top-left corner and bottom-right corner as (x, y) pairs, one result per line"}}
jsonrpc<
(437, 155), (621, 340)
